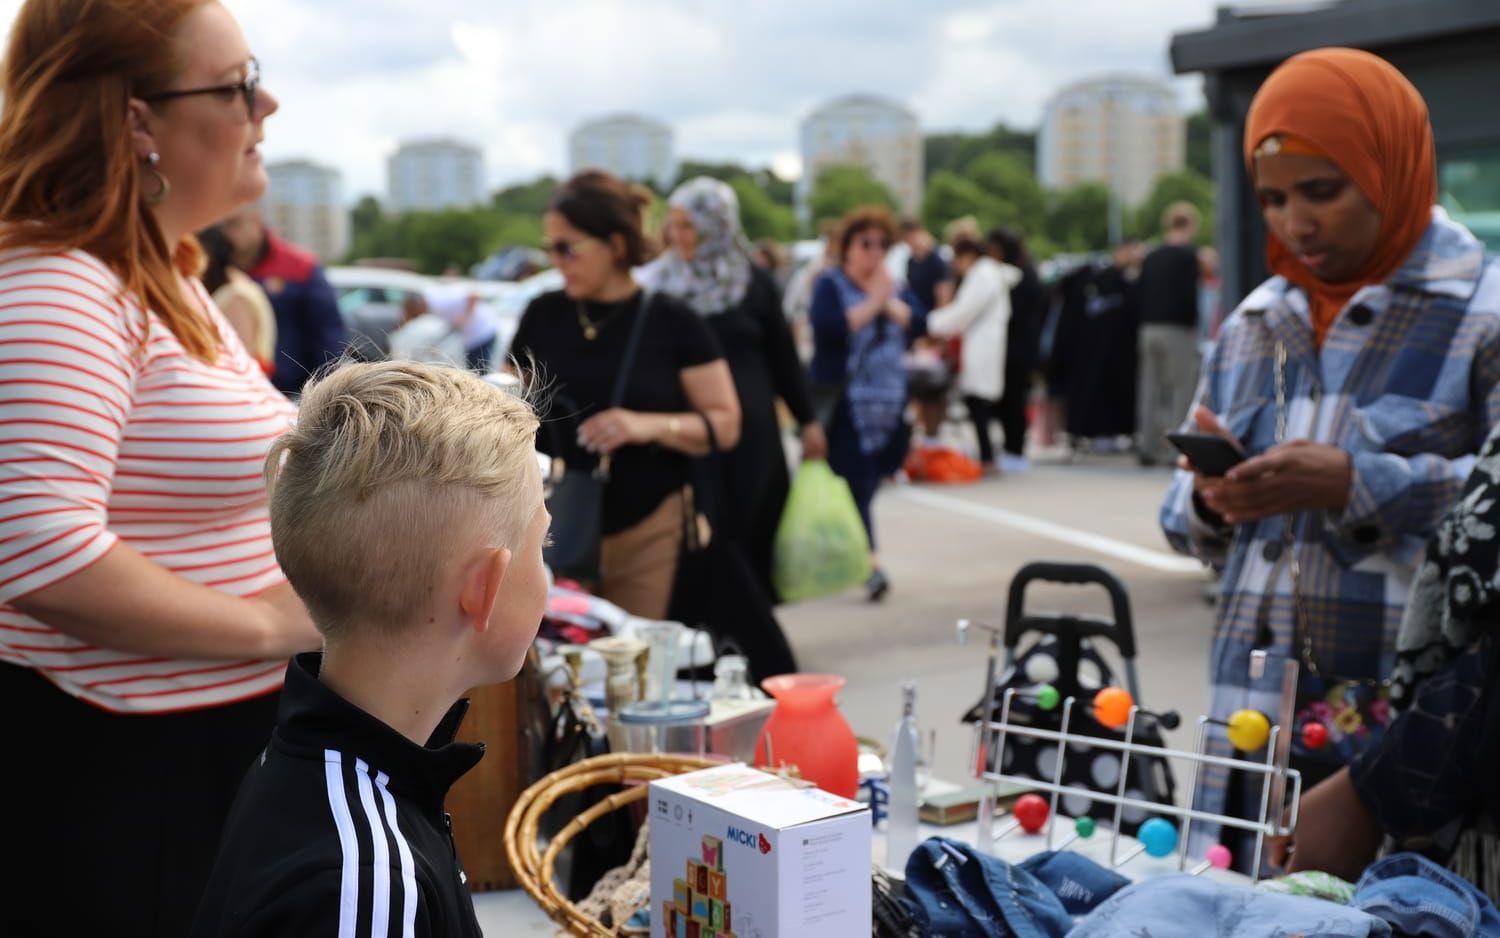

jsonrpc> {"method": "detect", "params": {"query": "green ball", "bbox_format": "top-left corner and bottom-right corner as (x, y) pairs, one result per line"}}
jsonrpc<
(1075, 816), (1096, 838)
(1035, 684), (1061, 711)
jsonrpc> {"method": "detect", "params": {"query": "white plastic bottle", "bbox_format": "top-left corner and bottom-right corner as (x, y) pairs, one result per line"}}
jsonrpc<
(887, 681), (921, 871)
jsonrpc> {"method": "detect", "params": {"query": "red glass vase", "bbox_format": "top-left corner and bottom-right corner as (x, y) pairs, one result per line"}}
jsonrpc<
(753, 674), (859, 798)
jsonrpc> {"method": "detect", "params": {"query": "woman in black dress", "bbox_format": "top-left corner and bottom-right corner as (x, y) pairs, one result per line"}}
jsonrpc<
(507, 171), (741, 619)
(644, 177), (825, 602)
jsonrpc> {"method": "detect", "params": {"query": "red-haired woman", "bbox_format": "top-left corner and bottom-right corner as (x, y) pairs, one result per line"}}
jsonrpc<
(0, 1), (320, 932)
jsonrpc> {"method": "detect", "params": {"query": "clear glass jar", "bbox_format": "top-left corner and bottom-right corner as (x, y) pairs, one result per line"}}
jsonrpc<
(711, 655), (757, 701)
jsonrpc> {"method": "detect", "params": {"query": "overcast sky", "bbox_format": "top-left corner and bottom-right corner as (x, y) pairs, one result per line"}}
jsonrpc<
(3, 0), (1225, 199)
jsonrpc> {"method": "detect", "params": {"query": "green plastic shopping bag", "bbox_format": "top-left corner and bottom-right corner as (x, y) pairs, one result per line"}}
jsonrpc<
(772, 460), (873, 602)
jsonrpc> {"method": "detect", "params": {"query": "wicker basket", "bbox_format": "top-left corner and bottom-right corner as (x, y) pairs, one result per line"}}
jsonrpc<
(504, 753), (719, 937)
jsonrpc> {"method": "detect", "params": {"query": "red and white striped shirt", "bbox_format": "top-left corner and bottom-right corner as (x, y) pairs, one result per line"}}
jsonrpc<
(0, 249), (298, 713)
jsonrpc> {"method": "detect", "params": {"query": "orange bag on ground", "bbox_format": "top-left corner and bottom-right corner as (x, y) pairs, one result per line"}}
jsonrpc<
(904, 445), (983, 484)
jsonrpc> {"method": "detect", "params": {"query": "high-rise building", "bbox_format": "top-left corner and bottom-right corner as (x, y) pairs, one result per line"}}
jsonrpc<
(797, 94), (923, 223)
(387, 137), (486, 214)
(1038, 75), (1185, 207)
(568, 114), (676, 189)
(262, 159), (348, 262)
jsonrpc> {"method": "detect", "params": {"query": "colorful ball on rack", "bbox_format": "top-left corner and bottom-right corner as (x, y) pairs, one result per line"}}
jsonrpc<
(1301, 721), (1329, 750)
(1035, 684), (1061, 712)
(1137, 817), (1178, 857)
(1074, 816), (1096, 839)
(1227, 709), (1271, 751)
(1206, 844), (1233, 870)
(1093, 687), (1135, 729)
(1013, 794), (1050, 834)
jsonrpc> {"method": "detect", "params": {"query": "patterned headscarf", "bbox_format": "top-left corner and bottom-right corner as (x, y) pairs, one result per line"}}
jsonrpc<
(645, 177), (753, 317)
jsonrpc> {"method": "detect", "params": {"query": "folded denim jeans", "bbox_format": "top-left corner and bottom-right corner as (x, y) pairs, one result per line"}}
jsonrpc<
(904, 838), (1075, 938)
(1019, 851), (1131, 916)
(1067, 873), (1391, 937)
(1352, 853), (1500, 938)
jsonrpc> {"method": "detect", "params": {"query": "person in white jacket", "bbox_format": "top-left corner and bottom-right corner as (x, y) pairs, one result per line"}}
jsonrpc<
(926, 238), (1022, 469)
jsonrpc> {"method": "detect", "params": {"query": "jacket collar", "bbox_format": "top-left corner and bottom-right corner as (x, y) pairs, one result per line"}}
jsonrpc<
(273, 653), (484, 810)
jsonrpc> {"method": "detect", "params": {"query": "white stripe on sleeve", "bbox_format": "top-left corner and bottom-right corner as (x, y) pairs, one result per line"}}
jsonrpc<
(323, 749), (361, 938)
(355, 758), (392, 938)
(375, 771), (419, 938)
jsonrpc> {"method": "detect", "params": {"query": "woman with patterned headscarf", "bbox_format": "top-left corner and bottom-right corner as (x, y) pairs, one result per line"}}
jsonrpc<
(644, 177), (823, 601)
(1160, 47), (1500, 865)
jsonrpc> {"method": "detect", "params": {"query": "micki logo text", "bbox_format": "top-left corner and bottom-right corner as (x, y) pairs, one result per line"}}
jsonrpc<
(727, 826), (772, 855)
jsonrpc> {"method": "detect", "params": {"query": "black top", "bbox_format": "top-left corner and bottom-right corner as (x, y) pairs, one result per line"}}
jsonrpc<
(708, 268), (815, 429)
(190, 654), (485, 938)
(1136, 242), (1201, 328)
(906, 249), (950, 315)
(1007, 263), (1047, 371)
(509, 288), (723, 534)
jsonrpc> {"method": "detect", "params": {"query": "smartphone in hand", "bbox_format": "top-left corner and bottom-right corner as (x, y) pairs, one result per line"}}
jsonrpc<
(1166, 431), (1246, 477)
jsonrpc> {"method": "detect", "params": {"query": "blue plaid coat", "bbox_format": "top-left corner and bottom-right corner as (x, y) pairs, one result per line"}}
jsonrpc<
(1160, 209), (1500, 844)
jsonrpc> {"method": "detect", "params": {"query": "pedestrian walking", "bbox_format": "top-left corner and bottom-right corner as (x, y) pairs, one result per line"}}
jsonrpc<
(989, 227), (1046, 472)
(642, 176), (824, 603)
(927, 236), (1021, 472)
(809, 207), (925, 601)
(1136, 202), (1204, 466)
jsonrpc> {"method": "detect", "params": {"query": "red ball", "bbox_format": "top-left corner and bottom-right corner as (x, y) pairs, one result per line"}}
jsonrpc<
(1013, 794), (1050, 834)
(1302, 721), (1329, 750)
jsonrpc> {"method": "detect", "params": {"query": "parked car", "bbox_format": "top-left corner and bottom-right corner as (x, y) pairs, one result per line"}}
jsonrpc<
(326, 266), (432, 360)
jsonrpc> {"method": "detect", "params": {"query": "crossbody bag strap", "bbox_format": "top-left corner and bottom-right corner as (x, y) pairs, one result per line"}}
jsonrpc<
(609, 288), (654, 408)
(596, 288), (655, 480)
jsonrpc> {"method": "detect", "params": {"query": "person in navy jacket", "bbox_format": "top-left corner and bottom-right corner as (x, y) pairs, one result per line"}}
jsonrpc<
(224, 207), (347, 395)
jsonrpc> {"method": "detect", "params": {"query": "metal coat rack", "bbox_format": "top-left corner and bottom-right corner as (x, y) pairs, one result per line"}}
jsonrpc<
(969, 645), (1303, 882)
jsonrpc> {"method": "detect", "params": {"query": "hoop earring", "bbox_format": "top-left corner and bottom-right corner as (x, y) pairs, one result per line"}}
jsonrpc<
(144, 152), (170, 205)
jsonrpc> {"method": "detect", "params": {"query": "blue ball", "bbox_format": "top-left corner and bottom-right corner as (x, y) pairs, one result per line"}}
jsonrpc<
(1138, 817), (1178, 858)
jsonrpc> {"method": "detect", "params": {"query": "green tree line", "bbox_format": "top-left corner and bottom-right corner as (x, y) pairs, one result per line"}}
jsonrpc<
(346, 112), (1215, 273)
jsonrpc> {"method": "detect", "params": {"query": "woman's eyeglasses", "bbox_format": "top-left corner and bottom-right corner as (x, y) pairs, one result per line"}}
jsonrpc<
(856, 237), (891, 252)
(143, 58), (260, 117)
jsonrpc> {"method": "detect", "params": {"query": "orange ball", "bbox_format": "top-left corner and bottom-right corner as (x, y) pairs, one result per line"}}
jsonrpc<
(1093, 687), (1135, 729)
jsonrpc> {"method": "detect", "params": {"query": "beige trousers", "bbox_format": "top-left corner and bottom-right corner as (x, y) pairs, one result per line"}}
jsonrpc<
(599, 489), (687, 620)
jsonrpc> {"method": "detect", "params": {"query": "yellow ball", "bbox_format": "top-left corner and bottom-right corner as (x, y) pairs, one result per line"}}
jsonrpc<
(1227, 709), (1270, 751)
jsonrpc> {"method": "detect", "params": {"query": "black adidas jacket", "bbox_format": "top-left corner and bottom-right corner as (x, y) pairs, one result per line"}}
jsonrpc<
(190, 653), (485, 937)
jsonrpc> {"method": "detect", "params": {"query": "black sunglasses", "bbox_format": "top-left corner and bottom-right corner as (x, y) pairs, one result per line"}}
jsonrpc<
(541, 236), (596, 260)
(143, 58), (260, 116)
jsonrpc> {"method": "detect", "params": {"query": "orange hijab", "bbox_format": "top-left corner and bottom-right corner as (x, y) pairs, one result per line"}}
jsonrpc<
(1243, 48), (1436, 346)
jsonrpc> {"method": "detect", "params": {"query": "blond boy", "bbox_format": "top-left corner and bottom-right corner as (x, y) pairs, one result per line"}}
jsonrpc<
(191, 361), (546, 938)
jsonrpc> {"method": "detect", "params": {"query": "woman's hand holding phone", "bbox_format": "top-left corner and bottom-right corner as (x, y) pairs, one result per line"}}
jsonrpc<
(1185, 406), (1353, 524)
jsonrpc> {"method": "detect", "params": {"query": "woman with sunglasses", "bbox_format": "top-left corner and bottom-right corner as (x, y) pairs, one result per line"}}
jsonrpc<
(508, 171), (741, 619)
(809, 206), (925, 601)
(0, 2), (320, 933)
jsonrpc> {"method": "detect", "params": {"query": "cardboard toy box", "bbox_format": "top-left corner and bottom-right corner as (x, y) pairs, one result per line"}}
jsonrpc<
(650, 763), (871, 938)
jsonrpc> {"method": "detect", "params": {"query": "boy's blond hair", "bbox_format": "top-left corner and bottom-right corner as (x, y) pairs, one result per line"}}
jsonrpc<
(266, 361), (539, 639)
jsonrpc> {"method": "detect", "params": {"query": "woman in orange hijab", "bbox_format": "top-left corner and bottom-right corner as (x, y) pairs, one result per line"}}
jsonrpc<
(1161, 47), (1500, 873)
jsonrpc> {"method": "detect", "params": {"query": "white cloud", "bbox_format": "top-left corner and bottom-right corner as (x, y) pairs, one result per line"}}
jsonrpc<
(1, 0), (1221, 200)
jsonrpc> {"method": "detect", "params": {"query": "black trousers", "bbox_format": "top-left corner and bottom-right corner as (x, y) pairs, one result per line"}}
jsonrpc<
(964, 395), (1000, 465)
(998, 362), (1031, 458)
(0, 664), (281, 938)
